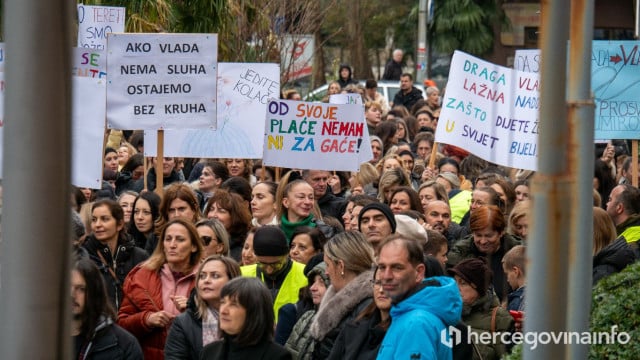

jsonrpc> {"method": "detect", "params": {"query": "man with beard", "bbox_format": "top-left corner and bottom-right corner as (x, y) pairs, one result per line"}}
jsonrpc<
(425, 200), (466, 247)
(240, 226), (308, 322)
(72, 258), (142, 359)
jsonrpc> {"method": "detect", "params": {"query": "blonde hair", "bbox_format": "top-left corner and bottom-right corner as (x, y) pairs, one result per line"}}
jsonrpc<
(502, 245), (526, 275)
(377, 168), (410, 203)
(324, 231), (375, 275)
(508, 200), (530, 236)
(593, 206), (617, 255)
(375, 154), (403, 174)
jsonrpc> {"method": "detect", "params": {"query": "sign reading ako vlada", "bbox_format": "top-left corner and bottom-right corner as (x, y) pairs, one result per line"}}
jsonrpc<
(106, 33), (218, 130)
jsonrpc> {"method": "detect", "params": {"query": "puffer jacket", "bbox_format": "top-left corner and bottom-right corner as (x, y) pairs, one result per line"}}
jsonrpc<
(117, 264), (196, 360)
(284, 310), (316, 360)
(593, 237), (637, 285)
(164, 291), (208, 360)
(75, 316), (143, 360)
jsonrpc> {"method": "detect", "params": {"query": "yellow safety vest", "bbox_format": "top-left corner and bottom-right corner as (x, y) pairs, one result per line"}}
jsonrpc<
(241, 261), (308, 323)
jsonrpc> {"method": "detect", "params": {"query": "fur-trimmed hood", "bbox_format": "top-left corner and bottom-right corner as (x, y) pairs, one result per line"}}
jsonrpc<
(310, 270), (373, 341)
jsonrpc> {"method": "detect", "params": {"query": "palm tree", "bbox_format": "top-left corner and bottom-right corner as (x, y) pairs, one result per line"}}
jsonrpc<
(429, 0), (508, 56)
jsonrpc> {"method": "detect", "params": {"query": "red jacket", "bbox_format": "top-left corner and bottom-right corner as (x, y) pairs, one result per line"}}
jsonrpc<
(117, 264), (195, 360)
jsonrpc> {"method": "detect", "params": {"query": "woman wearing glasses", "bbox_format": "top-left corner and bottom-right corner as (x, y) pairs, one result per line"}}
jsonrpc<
(195, 218), (230, 257)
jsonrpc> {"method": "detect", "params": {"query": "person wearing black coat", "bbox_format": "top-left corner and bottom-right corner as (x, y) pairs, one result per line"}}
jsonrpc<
(199, 278), (291, 360)
(81, 199), (149, 309)
(593, 237), (637, 284)
(72, 258), (143, 360)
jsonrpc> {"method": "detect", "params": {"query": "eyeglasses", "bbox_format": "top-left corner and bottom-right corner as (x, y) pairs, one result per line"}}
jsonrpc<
(257, 257), (286, 271)
(201, 236), (215, 246)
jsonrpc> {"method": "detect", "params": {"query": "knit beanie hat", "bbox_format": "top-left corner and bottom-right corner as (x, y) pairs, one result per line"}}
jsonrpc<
(448, 258), (492, 293)
(437, 171), (461, 189)
(252, 226), (289, 257)
(358, 202), (397, 233)
(306, 262), (330, 287)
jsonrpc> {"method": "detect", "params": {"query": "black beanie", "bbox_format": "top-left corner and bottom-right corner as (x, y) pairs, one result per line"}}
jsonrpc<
(358, 202), (397, 233)
(252, 226), (289, 257)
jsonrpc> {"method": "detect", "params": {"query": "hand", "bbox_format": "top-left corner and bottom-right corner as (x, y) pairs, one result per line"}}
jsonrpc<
(171, 295), (188, 312)
(145, 311), (174, 328)
(421, 167), (437, 182)
(601, 143), (615, 163)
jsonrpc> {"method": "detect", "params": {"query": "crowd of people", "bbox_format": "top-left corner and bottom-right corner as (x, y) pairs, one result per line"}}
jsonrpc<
(69, 52), (640, 359)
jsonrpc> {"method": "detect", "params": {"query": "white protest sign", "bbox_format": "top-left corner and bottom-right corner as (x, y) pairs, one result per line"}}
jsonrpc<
(513, 49), (541, 73)
(72, 48), (106, 78)
(0, 73), (4, 178)
(107, 33), (218, 130)
(77, 5), (125, 50)
(262, 100), (368, 171)
(282, 35), (314, 82)
(0, 43), (4, 72)
(329, 94), (373, 165)
(144, 62), (279, 158)
(436, 51), (539, 171)
(72, 76), (106, 189)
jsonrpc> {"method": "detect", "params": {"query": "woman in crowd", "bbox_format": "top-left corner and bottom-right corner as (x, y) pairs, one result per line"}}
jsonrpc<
(128, 191), (162, 252)
(241, 227), (258, 266)
(374, 121), (399, 156)
(513, 179), (530, 202)
(592, 207), (636, 284)
(277, 176), (333, 243)
(377, 168), (411, 204)
(449, 258), (514, 360)
(251, 181), (279, 226)
(156, 183), (202, 231)
(206, 189), (252, 262)
(389, 186), (422, 214)
(117, 191), (138, 227)
(284, 260), (330, 358)
(327, 267), (391, 359)
(225, 158), (257, 186)
(82, 199), (149, 309)
(376, 154), (403, 174)
(104, 147), (119, 173)
(349, 163), (379, 197)
(164, 255), (241, 360)
(417, 180), (449, 215)
(118, 218), (204, 360)
(508, 200), (530, 241)
(309, 231), (374, 359)
(395, 118), (411, 145)
(289, 227), (326, 265)
(196, 218), (231, 257)
(117, 142), (137, 171)
(199, 277), (292, 359)
(447, 205), (521, 302)
(116, 153), (145, 195)
(194, 160), (229, 211)
(369, 135), (384, 165)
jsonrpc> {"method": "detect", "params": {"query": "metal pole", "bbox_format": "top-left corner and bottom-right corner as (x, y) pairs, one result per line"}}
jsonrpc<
(0, 0), (73, 358)
(566, 1), (595, 359)
(416, 0), (427, 84)
(524, 0), (571, 358)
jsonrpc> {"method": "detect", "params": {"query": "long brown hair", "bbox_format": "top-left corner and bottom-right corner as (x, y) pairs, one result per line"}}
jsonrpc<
(144, 218), (204, 271)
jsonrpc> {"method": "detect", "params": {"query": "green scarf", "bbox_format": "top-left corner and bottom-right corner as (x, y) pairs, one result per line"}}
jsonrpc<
(280, 214), (316, 243)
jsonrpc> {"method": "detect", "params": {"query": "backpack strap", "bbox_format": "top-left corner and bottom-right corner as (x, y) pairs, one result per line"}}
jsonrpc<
(490, 306), (499, 333)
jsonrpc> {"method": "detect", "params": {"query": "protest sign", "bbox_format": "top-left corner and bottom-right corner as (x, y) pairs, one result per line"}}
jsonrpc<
(435, 51), (539, 171)
(72, 76), (107, 189)
(72, 48), (106, 78)
(592, 41), (640, 140)
(513, 49), (540, 73)
(107, 33), (218, 130)
(77, 5), (125, 50)
(144, 62), (279, 158)
(262, 100), (368, 171)
(328, 94), (373, 165)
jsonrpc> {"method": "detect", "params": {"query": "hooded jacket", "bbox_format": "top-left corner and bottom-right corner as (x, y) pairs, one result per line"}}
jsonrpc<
(377, 276), (462, 360)
(462, 292), (514, 360)
(593, 237), (637, 285)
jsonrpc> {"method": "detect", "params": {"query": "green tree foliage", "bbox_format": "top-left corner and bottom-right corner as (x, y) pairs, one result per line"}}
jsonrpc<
(429, 0), (507, 56)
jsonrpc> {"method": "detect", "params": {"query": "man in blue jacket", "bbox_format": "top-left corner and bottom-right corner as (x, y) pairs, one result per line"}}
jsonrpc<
(376, 234), (462, 360)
